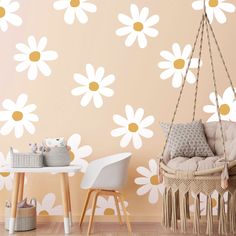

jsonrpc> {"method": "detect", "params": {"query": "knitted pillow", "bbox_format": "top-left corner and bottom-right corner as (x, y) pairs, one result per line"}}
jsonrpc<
(160, 120), (214, 158)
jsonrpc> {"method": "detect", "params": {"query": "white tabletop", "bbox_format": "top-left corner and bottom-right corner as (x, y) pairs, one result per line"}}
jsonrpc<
(0, 165), (81, 173)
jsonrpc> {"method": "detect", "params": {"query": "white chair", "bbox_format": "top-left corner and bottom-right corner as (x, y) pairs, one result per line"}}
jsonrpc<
(79, 152), (132, 235)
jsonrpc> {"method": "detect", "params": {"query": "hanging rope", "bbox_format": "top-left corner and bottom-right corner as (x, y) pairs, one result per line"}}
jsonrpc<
(192, 14), (205, 121)
(161, 15), (205, 156)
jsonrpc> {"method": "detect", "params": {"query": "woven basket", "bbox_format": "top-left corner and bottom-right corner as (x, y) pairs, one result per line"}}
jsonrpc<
(5, 199), (37, 232)
(44, 147), (70, 167)
(9, 147), (44, 168)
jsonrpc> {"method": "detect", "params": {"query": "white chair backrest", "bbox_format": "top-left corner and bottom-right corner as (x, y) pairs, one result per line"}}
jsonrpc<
(80, 152), (132, 190)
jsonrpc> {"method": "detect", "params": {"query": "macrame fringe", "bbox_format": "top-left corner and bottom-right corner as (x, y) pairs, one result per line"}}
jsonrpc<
(171, 190), (177, 232)
(193, 193), (200, 235)
(218, 194), (226, 235)
(180, 192), (187, 233)
(206, 195), (213, 235)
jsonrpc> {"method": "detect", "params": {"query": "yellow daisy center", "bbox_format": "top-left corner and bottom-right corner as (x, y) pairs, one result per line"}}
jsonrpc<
(104, 208), (115, 215)
(211, 198), (217, 208)
(39, 210), (49, 216)
(89, 82), (99, 91)
(29, 51), (41, 62)
(133, 22), (143, 32)
(174, 59), (185, 69)
(150, 175), (159, 185)
(220, 104), (230, 116)
(69, 150), (75, 161)
(0, 172), (10, 177)
(70, 0), (80, 7)
(209, 0), (218, 7)
(0, 7), (5, 18)
(128, 123), (139, 132)
(12, 111), (23, 121)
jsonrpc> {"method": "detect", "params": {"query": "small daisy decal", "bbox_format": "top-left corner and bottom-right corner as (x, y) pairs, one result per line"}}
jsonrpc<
(37, 193), (63, 216)
(53, 0), (97, 25)
(190, 191), (227, 215)
(86, 196), (128, 216)
(0, 151), (13, 191)
(158, 43), (200, 88)
(14, 36), (58, 80)
(0, 93), (39, 138)
(116, 4), (159, 48)
(135, 159), (164, 204)
(192, 0), (235, 24)
(71, 64), (115, 108)
(67, 133), (92, 175)
(111, 105), (154, 149)
(203, 87), (236, 122)
(0, 0), (22, 32)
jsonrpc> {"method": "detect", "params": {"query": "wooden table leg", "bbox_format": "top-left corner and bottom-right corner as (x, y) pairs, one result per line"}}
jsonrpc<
(60, 173), (70, 234)
(9, 173), (20, 234)
(65, 174), (72, 227)
(18, 173), (25, 202)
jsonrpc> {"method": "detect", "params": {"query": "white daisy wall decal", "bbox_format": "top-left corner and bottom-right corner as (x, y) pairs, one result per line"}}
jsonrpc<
(71, 64), (115, 108)
(192, 0), (235, 24)
(0, 0), (22, 32)
(158, 43), (201, 88)
(37, 193), (63, 216)
(116, 3), (159, 48)
(135, 159), (164, 204)
(111, 105), (155, 149)
(0, 93), (39, 138)
(86, 196), (129, 216)
(14, 36), (58, 80)
(0, 152), (13, 191)
(67, 133), (92, 175)
(53, 0), (97, 25)
(203, 87), (236, 122)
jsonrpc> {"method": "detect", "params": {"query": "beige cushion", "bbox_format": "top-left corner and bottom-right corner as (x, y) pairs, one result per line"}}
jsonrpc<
(163, 121), (236, 169)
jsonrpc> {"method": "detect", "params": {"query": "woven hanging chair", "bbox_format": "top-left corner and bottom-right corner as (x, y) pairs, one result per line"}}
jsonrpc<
(158, 1), (236, 235)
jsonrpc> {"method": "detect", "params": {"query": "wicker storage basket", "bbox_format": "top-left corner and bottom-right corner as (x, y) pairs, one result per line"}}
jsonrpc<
(44, 147), (70, 167)
(5, 199), (37, 232)
(10, 147), (44, 168)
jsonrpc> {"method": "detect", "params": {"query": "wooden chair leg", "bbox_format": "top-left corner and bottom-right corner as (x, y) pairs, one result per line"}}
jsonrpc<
(9, 173), (20, 234)
(87, 190), (100, 235)
(60, 173), (70, 234)
(18, 173), (25, 202)
(80, 189), (95, 227)
(117, 192), (132, 234)
(113, 193), (123, 225)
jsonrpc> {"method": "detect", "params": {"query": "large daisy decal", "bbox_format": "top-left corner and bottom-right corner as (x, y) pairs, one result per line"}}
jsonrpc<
(135, 159), (164, 204)
(67, 133), (92, 175)
(86, 196), (128, 216)
(116, 4), (159, 48)
(0, 151), (13, 191)
(14, 36), (58, 80)
(111, 105), (154, 149)
(0, 0), (22, 32)
(0, 93), (39, 138)
(37, 193), (63, 216)
(53, 0), (97, 25)
(192, 0), (235, 24)
(203, 87), (236, 122)
(158, 43), (200, 88)
(71, 64), (115, 108)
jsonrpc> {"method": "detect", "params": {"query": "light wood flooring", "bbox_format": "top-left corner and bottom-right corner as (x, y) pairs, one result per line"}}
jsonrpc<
(0, 222), (235, 236)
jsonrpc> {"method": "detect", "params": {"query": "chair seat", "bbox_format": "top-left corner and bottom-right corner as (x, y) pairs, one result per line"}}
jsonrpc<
(166, 156), (225, 172)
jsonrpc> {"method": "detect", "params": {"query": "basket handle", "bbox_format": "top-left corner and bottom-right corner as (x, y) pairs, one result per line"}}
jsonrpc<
(30, 198), (37, 207)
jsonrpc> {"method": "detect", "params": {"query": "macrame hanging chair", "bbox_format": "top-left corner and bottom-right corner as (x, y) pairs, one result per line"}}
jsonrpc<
(158, 1), (236, 235)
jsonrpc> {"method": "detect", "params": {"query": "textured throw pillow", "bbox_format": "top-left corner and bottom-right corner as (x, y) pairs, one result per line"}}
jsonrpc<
(160, 120), (214, 158)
